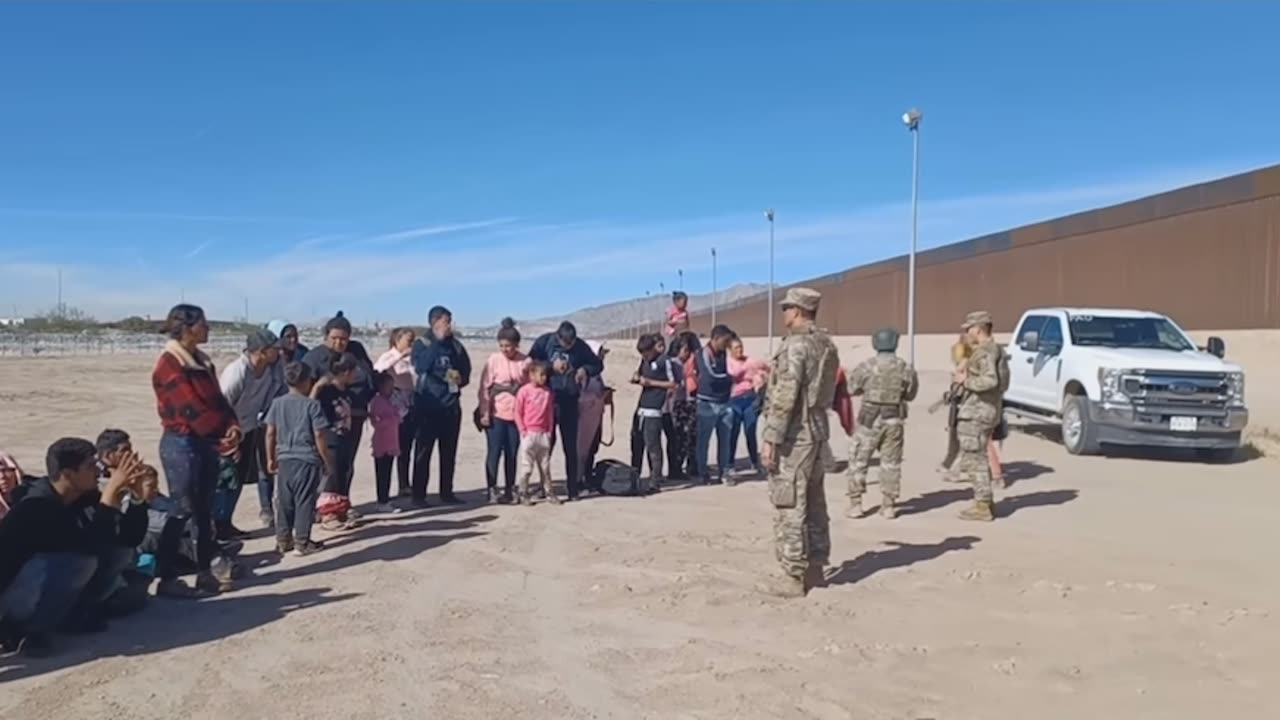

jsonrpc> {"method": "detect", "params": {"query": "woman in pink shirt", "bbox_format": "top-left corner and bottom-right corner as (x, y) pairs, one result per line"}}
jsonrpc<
(477, 318), (531, 503)
(727, 335), (767, 473)
(373, 327), (417, 498)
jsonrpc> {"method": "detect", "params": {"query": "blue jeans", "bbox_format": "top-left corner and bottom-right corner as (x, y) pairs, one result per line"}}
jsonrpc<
(0, 553), (97, 633)
(729, 392), (761, 468)
(695, 399), (735, 481)
(158, 431), (219, 577)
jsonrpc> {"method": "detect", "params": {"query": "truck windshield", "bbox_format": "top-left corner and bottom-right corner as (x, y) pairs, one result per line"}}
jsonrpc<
(1067, 315), (1194, 351)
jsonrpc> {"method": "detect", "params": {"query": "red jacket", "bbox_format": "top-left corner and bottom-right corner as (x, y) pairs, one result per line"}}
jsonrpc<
(152, 343), (238, 440)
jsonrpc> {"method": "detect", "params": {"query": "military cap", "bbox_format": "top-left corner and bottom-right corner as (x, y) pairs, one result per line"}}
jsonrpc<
(961, 310), (993, 329)
(780, 287), (822, 313)
(245, 328), (279, 352)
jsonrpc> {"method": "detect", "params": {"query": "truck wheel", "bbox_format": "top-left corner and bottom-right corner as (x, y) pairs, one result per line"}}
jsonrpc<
(1061, 395), (1100, 455)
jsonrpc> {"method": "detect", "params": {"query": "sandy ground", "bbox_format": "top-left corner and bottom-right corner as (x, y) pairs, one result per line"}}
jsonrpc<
(0, 333), (1277, 719)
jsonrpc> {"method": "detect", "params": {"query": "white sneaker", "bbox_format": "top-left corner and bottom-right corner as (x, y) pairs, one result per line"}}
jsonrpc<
(375, 502), (402, 514)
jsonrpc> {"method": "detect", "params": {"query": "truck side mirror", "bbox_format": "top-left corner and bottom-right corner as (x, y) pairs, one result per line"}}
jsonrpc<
(1019, 331), (1039, 353)
(1206, 336), (1225, 358)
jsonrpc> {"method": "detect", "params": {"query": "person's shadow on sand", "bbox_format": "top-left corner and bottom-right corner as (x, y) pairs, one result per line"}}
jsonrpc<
(825, 535), (982, 586)
(0, 586), (359, 683)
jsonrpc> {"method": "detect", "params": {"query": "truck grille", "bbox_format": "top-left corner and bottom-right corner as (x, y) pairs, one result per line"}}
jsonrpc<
(1121, 371), (1229, 415)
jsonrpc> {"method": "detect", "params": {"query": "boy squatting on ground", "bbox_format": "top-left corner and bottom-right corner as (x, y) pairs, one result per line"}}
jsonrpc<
(265, 361), (334, 556)
(514, 362), (558, 505)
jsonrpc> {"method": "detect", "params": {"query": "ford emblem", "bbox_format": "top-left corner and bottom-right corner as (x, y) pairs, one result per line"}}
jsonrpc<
(1169, 381), (1197, 394)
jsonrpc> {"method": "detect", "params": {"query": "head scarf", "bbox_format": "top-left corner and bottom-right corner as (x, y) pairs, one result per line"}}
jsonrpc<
(266, 318), (294, 338)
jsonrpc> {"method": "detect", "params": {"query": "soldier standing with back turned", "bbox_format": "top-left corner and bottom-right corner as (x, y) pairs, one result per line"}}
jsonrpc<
(954, 310), (1009, 521)
(846, 328), (919, 519)
(758, 288), (840, 598)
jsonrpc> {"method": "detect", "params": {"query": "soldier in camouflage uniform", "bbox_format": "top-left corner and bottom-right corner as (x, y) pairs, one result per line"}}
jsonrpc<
(954, 310), (1009, 522)
(758, 287), (840, 598)
(846, 328), (919, 519)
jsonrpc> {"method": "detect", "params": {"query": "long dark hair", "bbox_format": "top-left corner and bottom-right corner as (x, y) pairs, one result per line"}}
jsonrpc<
(162, 304), (205, 340)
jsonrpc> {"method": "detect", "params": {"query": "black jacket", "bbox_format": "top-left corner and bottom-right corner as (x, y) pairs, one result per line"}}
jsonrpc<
(302, 340), (375, 414)
(529, 333), (604, 400)
(411, 330), (472, 413)
(0, 477), (148, 594)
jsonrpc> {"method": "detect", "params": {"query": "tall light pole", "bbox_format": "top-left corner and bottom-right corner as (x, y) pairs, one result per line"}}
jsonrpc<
(710, 247), (718, 328)
(645, 290), (652, 334)
(903, 108), (923, 366)
(765, 208), (775, 355)
(678, 269), (684, 291)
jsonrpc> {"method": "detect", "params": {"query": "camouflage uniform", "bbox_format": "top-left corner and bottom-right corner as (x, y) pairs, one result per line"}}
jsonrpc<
(761, 288), (840, 595)
(955, 311), (1009, 521)
(846, 350), (918, 516)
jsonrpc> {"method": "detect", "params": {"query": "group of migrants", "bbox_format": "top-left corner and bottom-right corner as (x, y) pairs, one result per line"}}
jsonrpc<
(0, 287), (1010, 655)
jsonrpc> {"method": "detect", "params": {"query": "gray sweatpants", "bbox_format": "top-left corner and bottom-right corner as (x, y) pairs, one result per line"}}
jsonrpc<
(276, 458), (322, 543)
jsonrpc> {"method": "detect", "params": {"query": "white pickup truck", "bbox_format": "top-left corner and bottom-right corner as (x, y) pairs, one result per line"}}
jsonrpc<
(1002, 308), (1248, 460)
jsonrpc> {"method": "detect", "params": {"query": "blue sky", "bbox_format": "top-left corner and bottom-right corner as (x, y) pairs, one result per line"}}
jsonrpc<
(2, 3), (1278, 326)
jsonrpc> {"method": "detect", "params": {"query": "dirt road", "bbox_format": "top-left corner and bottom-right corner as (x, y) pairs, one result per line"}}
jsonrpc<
(0, 337), (1275, 719)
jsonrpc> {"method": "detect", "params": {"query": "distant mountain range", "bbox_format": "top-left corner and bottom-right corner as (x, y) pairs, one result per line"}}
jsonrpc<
(458, 283), (770, 338)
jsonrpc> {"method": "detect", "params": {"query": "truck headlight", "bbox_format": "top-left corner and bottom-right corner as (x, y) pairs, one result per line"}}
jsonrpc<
(1226, 372), (1245, 407)
(1098, 367), (1128, 404)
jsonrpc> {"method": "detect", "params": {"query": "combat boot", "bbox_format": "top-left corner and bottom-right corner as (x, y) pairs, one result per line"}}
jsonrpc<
(880, 497), (897, 519)
(803, 564), (826, 591)
(958, 500), (995, 522)
(845, 497), (863, 519)
(755, 572), (807, 599)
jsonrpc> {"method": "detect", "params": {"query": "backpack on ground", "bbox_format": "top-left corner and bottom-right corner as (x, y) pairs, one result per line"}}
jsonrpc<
(594, 459), (646, 496)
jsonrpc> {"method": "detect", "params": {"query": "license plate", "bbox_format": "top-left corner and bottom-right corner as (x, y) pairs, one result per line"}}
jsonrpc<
(1170, 416), (1198, 432)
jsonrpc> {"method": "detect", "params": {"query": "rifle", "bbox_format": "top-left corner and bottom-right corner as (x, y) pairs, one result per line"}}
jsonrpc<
(927, 383), (963, 415)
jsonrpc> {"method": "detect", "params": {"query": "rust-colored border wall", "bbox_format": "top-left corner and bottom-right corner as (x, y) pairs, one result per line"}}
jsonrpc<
(612, 165), (1280, 338)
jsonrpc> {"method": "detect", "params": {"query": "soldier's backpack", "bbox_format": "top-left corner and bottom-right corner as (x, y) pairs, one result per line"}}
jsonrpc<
(995, 344), (1011, 395)
(594, 460), (646, 497)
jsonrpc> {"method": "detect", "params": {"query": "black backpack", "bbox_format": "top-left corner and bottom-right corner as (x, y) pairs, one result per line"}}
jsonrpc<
(594, 460), (646, 497)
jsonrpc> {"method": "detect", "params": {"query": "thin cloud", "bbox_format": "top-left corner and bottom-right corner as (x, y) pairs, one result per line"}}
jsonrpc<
(184, 240), (213, 259)
(0, 164), (1255, 324)
(358, 218), (519, 246)
(0, 207), (305, 223)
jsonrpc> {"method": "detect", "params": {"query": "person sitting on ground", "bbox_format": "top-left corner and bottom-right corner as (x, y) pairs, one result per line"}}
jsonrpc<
(514, 362), (558, 506)
(217, 328), (283, 535)
(0, 438), (150, 657)
(266, 361), (332, 556)
(0, 451), (23, 521)
(529, 321), (603, 501)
